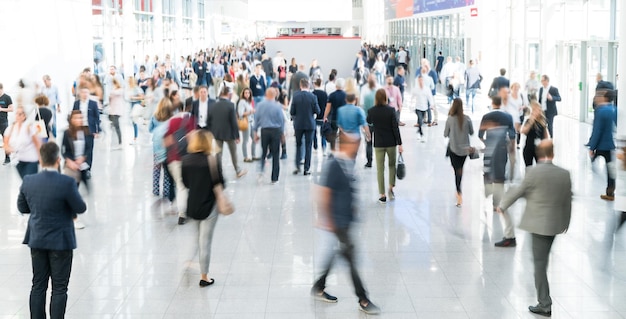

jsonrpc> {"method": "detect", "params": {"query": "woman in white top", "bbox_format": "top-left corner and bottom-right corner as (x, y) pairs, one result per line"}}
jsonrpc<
(4, 105), (41, 179)
(237, 88), (256, 162)
(108, 78), (125, 148)
(373, 55), (387, 86)
(218, 74), (236, 102)
(509, 82), (528, 148)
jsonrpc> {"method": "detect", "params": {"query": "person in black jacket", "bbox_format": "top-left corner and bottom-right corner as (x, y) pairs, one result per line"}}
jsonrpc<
(62, 110), (93, 190)
(366, 89), (403, 203)
(181, 130), (225, 288)
(290, 78), (321, 175)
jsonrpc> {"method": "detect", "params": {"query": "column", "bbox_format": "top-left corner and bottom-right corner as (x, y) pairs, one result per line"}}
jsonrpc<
(153, 0), (164, 56)
(615, 3), (626, 215)
(122, 0), (137, 77)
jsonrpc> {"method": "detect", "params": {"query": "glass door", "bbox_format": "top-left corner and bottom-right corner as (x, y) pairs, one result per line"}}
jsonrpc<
(559, 42), (581, 120)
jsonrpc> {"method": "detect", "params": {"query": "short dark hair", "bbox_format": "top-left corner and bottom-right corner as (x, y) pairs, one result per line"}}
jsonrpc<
(300, 78), (310, 88)
(329, 73), (336, 81)
(500, 68), (506, 76)
(314, 78), (322, 87)
(346, 93), (357, 103)
(40, 142), (60, 166)
(491, 96), (502, 107)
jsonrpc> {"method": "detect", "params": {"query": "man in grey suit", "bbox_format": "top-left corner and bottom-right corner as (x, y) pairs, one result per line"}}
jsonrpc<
(208, 86), (247, 178)
(290, 78), (320, 175)
(498, 140), (572, 317)
(18, 142), (87, 319)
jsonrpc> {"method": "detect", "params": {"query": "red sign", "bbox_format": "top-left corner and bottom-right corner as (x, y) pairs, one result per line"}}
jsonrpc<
(470, 7), (478, 17)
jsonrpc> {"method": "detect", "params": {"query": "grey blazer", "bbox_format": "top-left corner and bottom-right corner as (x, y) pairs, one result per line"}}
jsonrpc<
(499, 161), (572, 236)
(208, 98), (239, 141)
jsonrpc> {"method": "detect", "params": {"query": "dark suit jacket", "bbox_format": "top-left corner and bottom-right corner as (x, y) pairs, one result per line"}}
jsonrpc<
(72, 100), (100, 134)
(538, 86), (561, 116)
(208, 98), (239, 141)
(249, 74), (266, 98)
(366, 105), (402, 148)
(191, 98), (216, 129)
(18, 171), (86, 250)
(290, 90), (320, 130)
(182, 153), (225, 220)
(490, 76), (510, 91)
(61, 129), (94, 161)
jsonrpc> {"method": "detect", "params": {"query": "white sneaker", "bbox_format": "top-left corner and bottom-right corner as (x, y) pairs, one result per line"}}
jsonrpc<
(74, 220), (86, 229)
(421, 136), (426, 143)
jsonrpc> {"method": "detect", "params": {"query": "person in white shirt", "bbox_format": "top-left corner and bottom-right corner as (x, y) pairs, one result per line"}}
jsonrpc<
(508, 83), (528, 148)
(500, 87), (520, 181)
(440, 56), (454, 89)
(412, 76), (434, 142)
(525, 71), (540, 101)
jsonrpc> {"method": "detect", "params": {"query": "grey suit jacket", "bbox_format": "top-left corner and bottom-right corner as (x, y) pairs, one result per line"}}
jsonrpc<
(499, 161), (572, 236)
(208, 98), (239, 141)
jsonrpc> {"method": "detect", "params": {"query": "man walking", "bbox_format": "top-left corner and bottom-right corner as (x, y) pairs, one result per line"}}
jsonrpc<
(208, 86), (247, 178)
(18, 142), (87, 319)
(311, 131), (380, 315)
(290, 78), (320, 175)
(337, 93), (370, 150)
(250, 63), (267, 106)
(191, 85), (215, 130)
(498, 140), (572, 317)
(587, 89), (617, 200)
(384, 76), (404, 127)
(72, 87), (100, 175)
(253, 88), (285, 184)
(0, 83), (14, 165)
(479, 96), (516, 247)
(538, 75), (561, 138)
(464, 60), (482, 113)
(41, 75), (61, 137)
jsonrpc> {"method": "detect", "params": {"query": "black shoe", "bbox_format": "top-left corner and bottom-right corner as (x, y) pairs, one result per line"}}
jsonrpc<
(378, 196), (387, 203)
(311, 288), (338, 303)
(494, 237), (516, 247)
(199, 278), (215, 287)
(178, 217), (186, 225)
(280, 153), (288, 160)
(364, 162), (372, 168)
(303, 170), (311, 176)
(293, 169), (300, 175)
(2, 159), (9, 165)
(85, 170), (92, 180)
(618, 213), (626, 230)
(359, 300), (381, 315)
(528, 304), (551, 317)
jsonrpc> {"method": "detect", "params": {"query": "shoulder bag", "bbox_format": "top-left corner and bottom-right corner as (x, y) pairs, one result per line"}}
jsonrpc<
(236, 101), (249, 131)
(207, 155), (235, 215)
(33, 107), (48, 139)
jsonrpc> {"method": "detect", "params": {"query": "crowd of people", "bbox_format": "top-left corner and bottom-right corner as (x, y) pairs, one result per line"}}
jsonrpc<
(1, 40), (622, 318)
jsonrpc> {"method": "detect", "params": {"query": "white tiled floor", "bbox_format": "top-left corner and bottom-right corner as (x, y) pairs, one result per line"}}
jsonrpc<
(1, 93), (626, 318)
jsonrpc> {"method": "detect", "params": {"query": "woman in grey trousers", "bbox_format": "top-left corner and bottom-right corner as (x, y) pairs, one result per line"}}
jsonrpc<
(444, 98), (474, 207)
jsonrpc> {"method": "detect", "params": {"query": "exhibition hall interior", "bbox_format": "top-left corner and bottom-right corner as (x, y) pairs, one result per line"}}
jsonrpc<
(1, 0), (625, 318)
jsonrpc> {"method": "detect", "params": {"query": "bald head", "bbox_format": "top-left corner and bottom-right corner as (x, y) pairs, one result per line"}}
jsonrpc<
(536, 140), (554, 160)
(265, 87), (278, 100)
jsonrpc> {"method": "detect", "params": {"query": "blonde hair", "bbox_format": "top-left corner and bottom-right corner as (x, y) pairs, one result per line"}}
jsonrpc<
(344, 77), (358, 95)
(187, 130), (219, 155)
(154, 97), (173, 122)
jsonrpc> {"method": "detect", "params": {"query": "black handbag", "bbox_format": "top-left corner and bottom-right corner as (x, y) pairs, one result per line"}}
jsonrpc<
(468, 147), (479, 160)
(321, 121), (333, 137)
(396, 153), (406, 180)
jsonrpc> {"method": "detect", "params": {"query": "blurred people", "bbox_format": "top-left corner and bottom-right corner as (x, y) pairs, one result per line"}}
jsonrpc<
(108, 78), (125, 149)
(0, 83), (14, 165)
(72, 87), (100, 175)
(182, 130), (225, 287)
(367, 89), (402, 203)
(34, 96), (53, 142)
(412, 75), (434, 142)
(237, 88), (257, 162)
(62, 110), (92, 193)
(127, 77), (144, 145)
(324, 78), (347, 154)
(360, 76), (379, 167)
(40, 75), (61, 137)
(253, 88), (285, 184)
(250, 63), (267, 106)
(464, 60), (482, 113)
(311, 131), (380, 315)
(444, 98), (474, 207)
(498, 140), (572, 317)
(209, 86), (247, 178)
(521, 101), (550, 168)
(149, 98), (175, 202)
(479, 96), (516, 247)
(312, 78), (328, 153)
(587, 89), (617, 201)
(18, 142), (86, 319)
(4, 106), (41, 178)
(538, 75), (561, 138)
(525, 70), (540, 101)
(290, 78), (320, 175)
(384, 76), (404, 126)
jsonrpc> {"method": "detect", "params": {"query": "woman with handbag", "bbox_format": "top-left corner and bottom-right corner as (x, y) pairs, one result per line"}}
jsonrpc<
(149, 97), (175, 201)
(3, 106), (41, 179)
(238, 88), (257, 162)
(181, 130), (225, 287)
(444, 98), (474, 207)
(62, 110), (93, 190)
(34, 95), (53, 142)
(366, 89), (403, 203)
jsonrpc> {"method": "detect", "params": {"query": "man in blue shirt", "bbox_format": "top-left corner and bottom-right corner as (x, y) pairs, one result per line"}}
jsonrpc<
(253, 88), (285, 184)
(337, 93), (370, 148)
(588, 89), (617, 200)
(323, 78), (347, 154)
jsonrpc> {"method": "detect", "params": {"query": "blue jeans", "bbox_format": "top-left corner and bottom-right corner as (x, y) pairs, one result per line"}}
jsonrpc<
(30, 248), (73, 319)
(260, 127), (282, 182)
(466, 88), (478, 112)
(17, 161), (39, 180)
(253, 96), (264, 107)
(314, 120), (327, 151)
(266, 76), (273, 88)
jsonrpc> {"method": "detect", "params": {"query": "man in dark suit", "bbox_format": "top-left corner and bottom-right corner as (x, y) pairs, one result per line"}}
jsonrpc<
(290, 78), (321, 175)
(192, 54), (208, 86)
(18, 142), (87, 319)
(289, 64), (310, 100)
(538, 75), (561, 138)
(489, 68), (510, 97)
(249, 63), (266, 106)
(209, 86), (247, 178)
(72, 87), (100, 173)
(498, 140), (572, 317)
(191, 85), (215, 130)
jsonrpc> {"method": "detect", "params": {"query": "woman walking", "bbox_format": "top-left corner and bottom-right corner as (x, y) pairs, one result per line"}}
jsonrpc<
(62, 110), (91, 229)
(149, 97), (175, 201)
(366, 89), (403, 203)
(3, 106), (41, 178)
(182, 130), (225, 287)
(108, 78), (124, 149)
(521, 101), (550, 167)
(237, 88), (257, 162)
(443, 98), (474, 207)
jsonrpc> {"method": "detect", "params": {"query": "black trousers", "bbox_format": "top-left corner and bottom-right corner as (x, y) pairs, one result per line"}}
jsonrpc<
(595, 150), (616, 193)
(295, 129), (313, 171)
(0, 121), (8, 161)
(524, 146), (538, 167)
(313, 228), (368, 302)
(30, 248), (73, 319)
(449, 152), (467, 193)
(260, 127), (281, 182)
(365, 126), (373, 164)
(109, 115), (122, 144)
